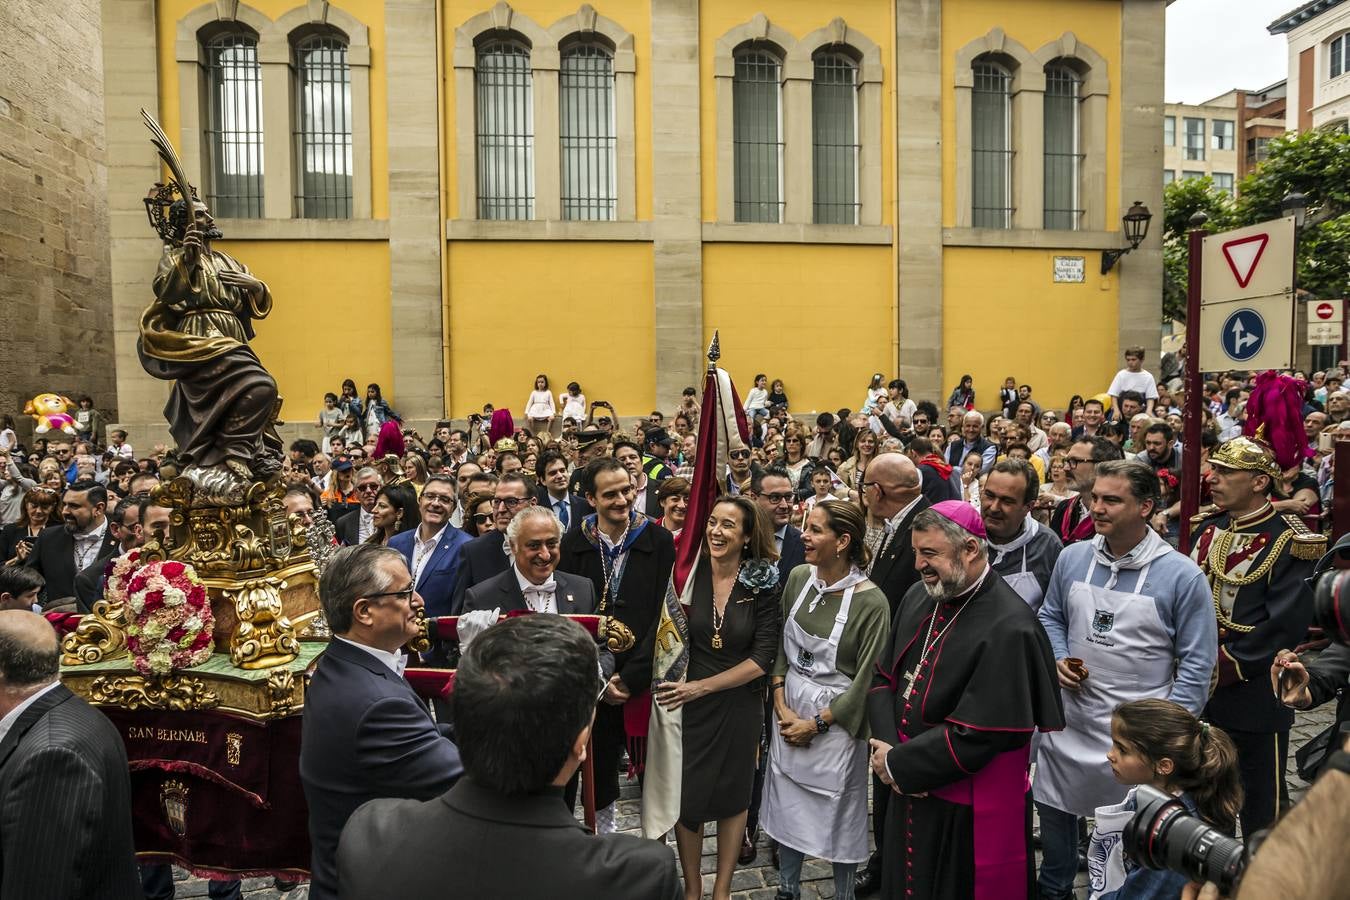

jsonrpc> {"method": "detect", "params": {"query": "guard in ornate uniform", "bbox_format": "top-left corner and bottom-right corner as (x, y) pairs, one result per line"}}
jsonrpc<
(1190, 436), (1323, 834)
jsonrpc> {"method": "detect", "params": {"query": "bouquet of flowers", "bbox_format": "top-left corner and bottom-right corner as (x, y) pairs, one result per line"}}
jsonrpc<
(102, 548), (144, 607)
(124, 559), (215, 675)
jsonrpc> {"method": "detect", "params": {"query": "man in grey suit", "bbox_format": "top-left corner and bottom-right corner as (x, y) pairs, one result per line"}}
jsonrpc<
(0, 610), (140, 899)
(338, 614), (680, 900)
(301, 544), (463, 900)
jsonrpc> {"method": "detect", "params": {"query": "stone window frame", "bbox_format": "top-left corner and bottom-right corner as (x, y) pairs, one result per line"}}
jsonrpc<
(452, 2), (636, 223)
(175, 0), (372, 221)
(953, 29), (1107, 232)
(714, 15), (884, 228)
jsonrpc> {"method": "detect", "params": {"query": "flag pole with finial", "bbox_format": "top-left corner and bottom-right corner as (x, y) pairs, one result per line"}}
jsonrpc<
(707, 330), (720, 373)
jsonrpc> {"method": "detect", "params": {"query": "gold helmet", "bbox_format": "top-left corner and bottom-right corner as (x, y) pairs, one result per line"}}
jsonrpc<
(493, 437), (519, 454)
(1209, 436), (1281, 480)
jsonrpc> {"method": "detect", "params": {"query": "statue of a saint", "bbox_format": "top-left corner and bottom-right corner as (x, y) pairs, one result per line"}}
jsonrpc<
(138, 198), (284, 497)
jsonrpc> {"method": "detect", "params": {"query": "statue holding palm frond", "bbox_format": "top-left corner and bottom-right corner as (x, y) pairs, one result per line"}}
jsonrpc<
(138, 111), (284, 500)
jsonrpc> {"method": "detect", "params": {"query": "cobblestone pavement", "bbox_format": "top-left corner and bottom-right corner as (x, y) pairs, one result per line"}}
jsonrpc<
(186, 699), (1336, 900)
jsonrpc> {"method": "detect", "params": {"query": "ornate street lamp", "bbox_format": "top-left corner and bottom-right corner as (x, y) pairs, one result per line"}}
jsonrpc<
(1281, 191), (1308, 229)
(1101, 200), (1154, 275)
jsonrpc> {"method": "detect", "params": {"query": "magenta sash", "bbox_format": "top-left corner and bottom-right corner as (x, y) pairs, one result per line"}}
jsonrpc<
(899, 735), (1031, 900)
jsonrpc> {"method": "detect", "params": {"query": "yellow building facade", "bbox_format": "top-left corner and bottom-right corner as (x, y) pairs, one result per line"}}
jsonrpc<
(103, 0), (1165, 439)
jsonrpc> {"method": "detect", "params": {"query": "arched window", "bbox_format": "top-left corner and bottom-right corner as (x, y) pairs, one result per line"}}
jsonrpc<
(560, 41), (615, 221)
(1043, 63), (1082, 230)
(293, 32), (352, 218)
(733, 44), (783, 223)
(812, 49), (859, 225)
(971, 59), (1012, 229)
(475, 37), (533, 220)
(204, 31), (264, 218)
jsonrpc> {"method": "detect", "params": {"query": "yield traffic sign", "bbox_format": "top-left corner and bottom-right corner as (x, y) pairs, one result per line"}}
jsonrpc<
(1200, 216), (1296, 304)
(1221, 234), (1268, 288)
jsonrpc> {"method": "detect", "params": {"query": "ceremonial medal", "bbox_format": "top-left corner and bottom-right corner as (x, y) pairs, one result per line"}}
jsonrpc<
(712, 633), (723, 650)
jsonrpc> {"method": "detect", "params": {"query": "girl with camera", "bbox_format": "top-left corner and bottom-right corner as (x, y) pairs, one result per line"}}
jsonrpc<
(1087, 699), (1242, 900)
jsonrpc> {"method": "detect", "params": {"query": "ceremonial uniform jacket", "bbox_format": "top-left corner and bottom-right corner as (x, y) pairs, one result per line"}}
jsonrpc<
(1190, 503), (1323, 733)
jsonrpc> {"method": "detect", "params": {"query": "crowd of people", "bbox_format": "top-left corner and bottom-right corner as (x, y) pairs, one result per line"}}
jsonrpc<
(3, 348), (1350, 900)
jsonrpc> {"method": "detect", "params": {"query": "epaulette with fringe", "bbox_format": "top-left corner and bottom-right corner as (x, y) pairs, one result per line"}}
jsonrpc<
(1282, 514), (1327, 561)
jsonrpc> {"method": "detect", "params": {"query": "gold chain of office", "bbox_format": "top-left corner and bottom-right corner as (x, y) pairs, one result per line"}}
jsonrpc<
(1205, 528), (1293, 635)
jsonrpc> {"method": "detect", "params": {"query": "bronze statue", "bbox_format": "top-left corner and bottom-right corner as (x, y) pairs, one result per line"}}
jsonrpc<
(139, 113), (283, 501)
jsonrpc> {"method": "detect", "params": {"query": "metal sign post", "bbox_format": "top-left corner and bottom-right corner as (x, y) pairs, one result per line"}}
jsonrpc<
(1180, 218), (1206, 554)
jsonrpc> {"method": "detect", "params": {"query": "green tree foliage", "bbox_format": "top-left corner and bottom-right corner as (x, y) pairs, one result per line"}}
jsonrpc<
(1161, 127), (1350, 322)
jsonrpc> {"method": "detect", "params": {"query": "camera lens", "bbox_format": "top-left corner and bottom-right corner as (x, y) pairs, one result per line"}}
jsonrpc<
(1311, 568), (1350, 645)
(1123, 786), (1246, 895)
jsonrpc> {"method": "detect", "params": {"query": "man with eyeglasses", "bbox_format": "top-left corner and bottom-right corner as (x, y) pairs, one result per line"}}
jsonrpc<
(1048, 436), (1123, 545)
(751, 467), (805, 583)
(334, 467), (383, 546)
(391, 475), (471, 629)
(450, 472), (535, 615)
(301, 544), (462, 900)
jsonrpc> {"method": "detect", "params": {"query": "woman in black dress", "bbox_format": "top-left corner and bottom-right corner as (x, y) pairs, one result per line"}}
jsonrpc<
(656, 495), (780, 900)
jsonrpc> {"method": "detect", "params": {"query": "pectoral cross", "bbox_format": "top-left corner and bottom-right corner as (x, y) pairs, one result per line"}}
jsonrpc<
(901, 666), (918, 702)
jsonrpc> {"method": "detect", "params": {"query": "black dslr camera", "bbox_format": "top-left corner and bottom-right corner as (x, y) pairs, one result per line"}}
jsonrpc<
(1308, 533), (1350, 647)
(1123, 786), (1248, 894)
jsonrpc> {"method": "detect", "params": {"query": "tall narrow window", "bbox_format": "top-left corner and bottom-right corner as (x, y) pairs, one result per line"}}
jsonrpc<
(1331, 34), (1346, 79)
(1184, 117), (1205, 161)
(812, 50), (859, 225)
(971, 60), (1012, 229)
(732, 45), (783, 223)
(1043, 65), (1082, 230)
(293, 34), (352, 218)
(475, 38), (533, 220)
(1163, 115), (1175, 146)
(205, 32), (264, 218)
(560, 42), (615, 221)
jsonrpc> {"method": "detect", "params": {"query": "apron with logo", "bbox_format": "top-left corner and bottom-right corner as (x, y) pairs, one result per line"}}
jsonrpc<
(1002, 544), (1044, 611)
(760, 577), (870, 863)
(1034, 558), (1174, 816)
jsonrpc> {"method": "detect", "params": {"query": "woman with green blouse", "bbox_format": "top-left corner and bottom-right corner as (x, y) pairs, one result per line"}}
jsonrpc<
(760, 500), (891, 900)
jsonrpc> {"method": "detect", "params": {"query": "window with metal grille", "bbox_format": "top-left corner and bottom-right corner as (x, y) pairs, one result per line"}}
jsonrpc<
(1043, 65), (1082, 230)
(812, 50), (859, 225)
(204, 32), (264, 218)
(560, 42), (616, 221)
(971, 60), (1012, 229)
(293, 34), (352, 218)
(475, 38), (534, 220)
(1212, 119), (1235, 151)
(1184, 117), (1205, 161)
(733, 46), (783, 223)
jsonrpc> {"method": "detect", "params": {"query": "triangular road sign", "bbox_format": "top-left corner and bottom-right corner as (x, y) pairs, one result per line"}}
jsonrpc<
(1221, 233), (1269, 289)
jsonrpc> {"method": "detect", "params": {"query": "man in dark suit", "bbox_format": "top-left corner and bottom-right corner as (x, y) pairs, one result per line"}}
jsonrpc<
(333, 467), (382, 546)
(0, 610), (141, 898)
(854, 452), (929, 896)
(751, 466), (806, 582)
(449, 472), (535, 614)
(535, 451), (576, 530)
(389, 475), (471, 619)
(463, 507), (599, 618)
(558, 457), (675, 833)
(25, 480), (118, 607)
(75, 496), (173, 613)
(300, 544), (463, 900)
(338, 615), (680, 899)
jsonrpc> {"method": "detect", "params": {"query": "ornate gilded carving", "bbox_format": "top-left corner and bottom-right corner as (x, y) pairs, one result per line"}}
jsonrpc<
(598, 615), (636, 654)
(61, 596), (131, 665)
(226, 578), (300, 670)
(407, 605), (431, 655)
(88, 674), (220, 711)
(265, 668), (297, 716)
(225, 732), (242, 766)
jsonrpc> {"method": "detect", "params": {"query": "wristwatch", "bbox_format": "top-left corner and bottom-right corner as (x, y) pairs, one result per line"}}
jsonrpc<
(814, 714), (830, 734)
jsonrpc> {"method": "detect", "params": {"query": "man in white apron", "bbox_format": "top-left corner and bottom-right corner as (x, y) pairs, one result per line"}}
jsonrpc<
(1032, 460), (1216, 900)
(980, 459), (1062, 612)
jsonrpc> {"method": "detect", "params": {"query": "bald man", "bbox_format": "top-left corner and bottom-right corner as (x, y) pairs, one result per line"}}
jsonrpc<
(0, 611), (140, 899)
(854, 452), (932, 895)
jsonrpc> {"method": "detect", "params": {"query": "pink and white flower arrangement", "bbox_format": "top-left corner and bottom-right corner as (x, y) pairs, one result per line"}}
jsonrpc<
(123, 559), (214, 675)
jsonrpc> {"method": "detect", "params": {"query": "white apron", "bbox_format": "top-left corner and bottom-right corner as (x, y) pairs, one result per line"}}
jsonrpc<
(1002, 544), (1044, 611)
(1086, 790), (1136, 899)
(1033, 558), (1174, 816)
(760, 576), (870, 863)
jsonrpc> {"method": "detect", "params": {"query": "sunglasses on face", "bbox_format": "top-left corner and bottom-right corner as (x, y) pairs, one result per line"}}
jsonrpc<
(471, 513), (493, 524)
(730, 450), (751, 460)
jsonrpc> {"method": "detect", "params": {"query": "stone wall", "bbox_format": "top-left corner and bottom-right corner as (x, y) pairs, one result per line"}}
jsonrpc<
(0, 0), (115, 442)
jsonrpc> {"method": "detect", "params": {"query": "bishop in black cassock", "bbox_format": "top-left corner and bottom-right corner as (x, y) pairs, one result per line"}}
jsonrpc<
(866, 502), (1062, 900)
